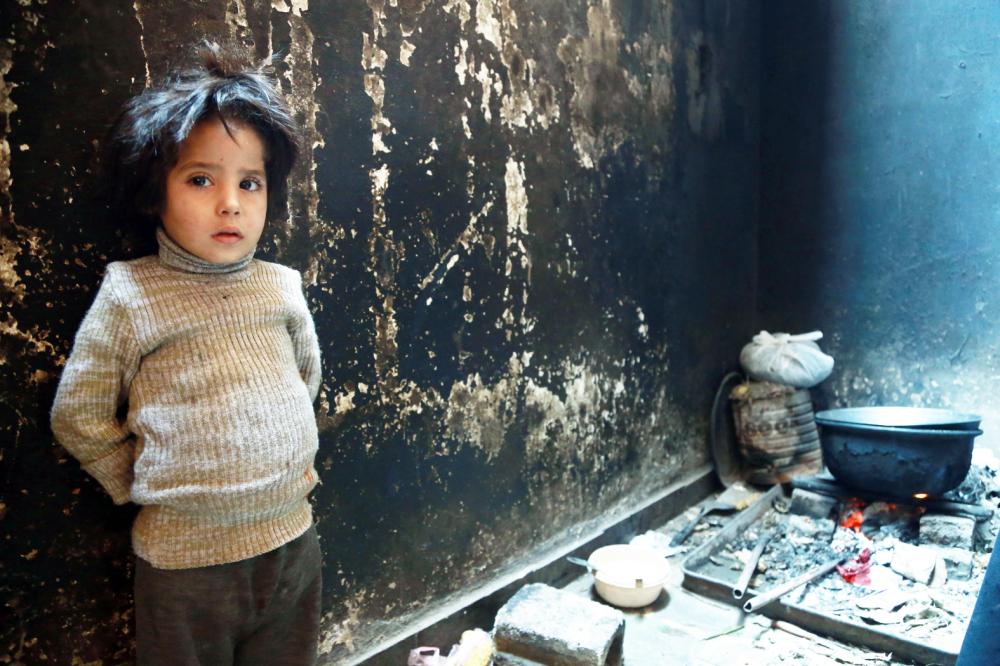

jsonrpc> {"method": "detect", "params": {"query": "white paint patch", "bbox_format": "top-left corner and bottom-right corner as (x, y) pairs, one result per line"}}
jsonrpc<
(504, 158), (528, 236)
(362, 33), (388, 71)
(476, 62), (493, 123)
(442, 0), (472, 28)
(132, 1), (152, 87)
(0, 317), (60, 360)
(417, 199), (495, 291)
(371, 163), (390, 195)
(1, 51), (26, 307)
(226, 0), (250, 35)
(443, 352), (529, 460)
(454, 38), (469, 85)
(399, 39), (415, 66)
(334, 389), (357, 414)
(557, 0), (675, 169)
(474, 0), (502, 50)
(273, 0), (308, 15)
(362, 26), (391, 154)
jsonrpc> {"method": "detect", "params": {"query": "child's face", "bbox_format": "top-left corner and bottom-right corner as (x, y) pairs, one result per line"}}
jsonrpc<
(160, 116), (268, 264)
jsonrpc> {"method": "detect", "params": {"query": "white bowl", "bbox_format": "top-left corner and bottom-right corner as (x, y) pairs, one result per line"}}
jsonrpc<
(587, 544), (673, 608)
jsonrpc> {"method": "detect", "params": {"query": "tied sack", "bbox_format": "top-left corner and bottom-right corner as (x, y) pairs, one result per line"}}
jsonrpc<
(739, 330), (834, 388)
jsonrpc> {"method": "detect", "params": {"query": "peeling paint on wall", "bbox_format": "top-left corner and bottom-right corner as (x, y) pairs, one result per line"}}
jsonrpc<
(558, 0), (676, 169)
(1, 45), (24, 308)
(1, 0), (761, 662)
(132, 1), (153, 87)
(280, 5), (324, 283)
(272, 0), (309, 15)
(444, 351), (526, 461)
(502, 157), (532, 339)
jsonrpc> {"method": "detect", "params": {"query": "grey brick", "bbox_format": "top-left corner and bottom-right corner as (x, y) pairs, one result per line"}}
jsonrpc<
(920, 514), (976, 550)
(926, 545), (974, 580)
(492, 652), (549, 666)
(493, 583), (625, 666)
(788, 488), (838, 519)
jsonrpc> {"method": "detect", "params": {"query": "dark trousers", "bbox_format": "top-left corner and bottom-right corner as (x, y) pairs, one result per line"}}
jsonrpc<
(135, 524), (322, 666)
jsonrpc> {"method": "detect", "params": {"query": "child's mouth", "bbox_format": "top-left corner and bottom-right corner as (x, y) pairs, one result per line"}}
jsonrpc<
(212, 231), (243, 244)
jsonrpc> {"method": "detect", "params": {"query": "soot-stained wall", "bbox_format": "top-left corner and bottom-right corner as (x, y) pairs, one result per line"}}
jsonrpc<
(1, 0), (759, 662)
(760, 1), (1000, 454)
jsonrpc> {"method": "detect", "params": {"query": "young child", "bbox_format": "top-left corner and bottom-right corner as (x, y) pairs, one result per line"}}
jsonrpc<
(50, 43), (323, 665)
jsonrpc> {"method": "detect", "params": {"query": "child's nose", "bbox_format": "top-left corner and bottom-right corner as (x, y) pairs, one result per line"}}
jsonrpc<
(217, 185), (241, 216)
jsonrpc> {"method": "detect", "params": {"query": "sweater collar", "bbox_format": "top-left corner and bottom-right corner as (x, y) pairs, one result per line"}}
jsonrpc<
(156, 226), (256, 275)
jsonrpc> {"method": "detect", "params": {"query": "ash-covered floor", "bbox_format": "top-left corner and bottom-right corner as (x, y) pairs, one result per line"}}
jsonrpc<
(557, 489), (972, 666)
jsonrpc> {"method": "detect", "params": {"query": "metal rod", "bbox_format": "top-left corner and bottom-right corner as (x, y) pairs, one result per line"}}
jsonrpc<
(791, 476), (992, 520)
(742, 556), (844, 614)
(732, 532), (772, 599)
(670, 505), (710, 546)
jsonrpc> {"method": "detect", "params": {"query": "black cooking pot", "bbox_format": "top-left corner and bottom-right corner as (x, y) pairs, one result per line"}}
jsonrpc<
(815, 408), (982, 497)
(815, 406), (981, 431)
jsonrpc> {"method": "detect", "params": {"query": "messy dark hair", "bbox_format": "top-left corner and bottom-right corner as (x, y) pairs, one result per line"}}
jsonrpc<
(102, 41), (299, 251)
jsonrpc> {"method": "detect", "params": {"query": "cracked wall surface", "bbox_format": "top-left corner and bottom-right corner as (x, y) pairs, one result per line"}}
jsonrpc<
(0, 0), (759, 662)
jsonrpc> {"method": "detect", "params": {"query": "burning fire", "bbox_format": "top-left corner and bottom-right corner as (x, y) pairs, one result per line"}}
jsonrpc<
(840, 498), (866, 532)
(841, 510), (864, 532)
(837, 548), (872, 585)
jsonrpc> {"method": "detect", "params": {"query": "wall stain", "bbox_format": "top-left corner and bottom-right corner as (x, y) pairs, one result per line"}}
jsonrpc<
(2, 0), (761, 662)
(686, 29), (723, 140)
(557, 0), (676, 170)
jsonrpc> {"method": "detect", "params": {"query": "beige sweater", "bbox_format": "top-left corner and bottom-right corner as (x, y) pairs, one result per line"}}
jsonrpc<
(51, 227), (322, 569)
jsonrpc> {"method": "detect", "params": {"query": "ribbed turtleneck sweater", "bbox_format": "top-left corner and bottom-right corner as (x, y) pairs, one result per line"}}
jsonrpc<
(51, 227), (322, 569)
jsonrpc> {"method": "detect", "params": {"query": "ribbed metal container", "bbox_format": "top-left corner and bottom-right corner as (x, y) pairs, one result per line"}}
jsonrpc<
(730, 380), (822, 484)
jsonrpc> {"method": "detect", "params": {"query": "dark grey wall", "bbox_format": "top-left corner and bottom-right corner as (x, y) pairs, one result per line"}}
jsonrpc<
(1, 0), (759, 662)
(760, 1), (1000, 454)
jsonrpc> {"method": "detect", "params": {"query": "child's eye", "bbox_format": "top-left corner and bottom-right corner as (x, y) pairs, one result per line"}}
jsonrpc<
(241, 178), (264, 192)
(188, 175), (210, 187)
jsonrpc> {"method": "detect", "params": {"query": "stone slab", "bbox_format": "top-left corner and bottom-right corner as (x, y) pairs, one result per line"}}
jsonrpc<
(926, 545), (974, 580)
(920, 513), (976, 550)
(493, 583), (625, 666)
(788, 488), (839, 519)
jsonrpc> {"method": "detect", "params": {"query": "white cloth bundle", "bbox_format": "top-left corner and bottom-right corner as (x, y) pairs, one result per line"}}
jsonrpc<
(739, 330), (834, 388)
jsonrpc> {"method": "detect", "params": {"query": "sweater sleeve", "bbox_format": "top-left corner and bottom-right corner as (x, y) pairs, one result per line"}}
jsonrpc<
(288, 270), (322, 403)
(50, 266), (140, 505)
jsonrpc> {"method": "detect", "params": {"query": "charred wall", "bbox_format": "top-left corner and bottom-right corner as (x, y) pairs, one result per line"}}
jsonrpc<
(760, 1), (1000, 454)
(0, 0), (759, 662)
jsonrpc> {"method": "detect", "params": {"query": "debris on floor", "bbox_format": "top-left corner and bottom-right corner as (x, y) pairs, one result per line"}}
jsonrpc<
(407, 628), (493, 666)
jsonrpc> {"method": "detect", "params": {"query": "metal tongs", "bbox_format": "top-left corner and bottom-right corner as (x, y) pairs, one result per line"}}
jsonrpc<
(731, 532), (773, 600)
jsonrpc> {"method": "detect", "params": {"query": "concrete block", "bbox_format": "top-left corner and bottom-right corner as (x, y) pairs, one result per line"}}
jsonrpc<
(926, 545), (975, 580)
(492, 652), (549, 666)
(890, 542), (942, 585)
(920, 514), (975, 550)
(493, 583), (625, 666)
(788, 488), (838, 519)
